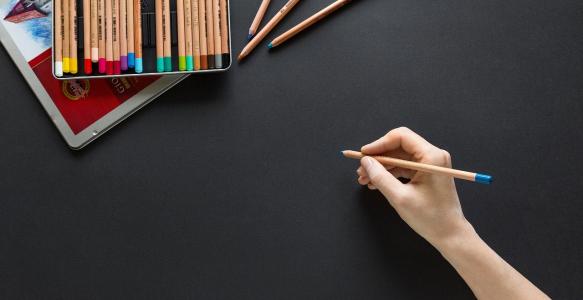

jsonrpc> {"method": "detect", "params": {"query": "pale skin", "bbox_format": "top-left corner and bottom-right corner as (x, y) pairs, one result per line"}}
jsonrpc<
(356, 127), (549, 300)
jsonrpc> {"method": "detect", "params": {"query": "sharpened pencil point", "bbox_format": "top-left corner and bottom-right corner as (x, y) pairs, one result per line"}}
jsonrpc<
(267, 42), (273, 49)
(247, 33), (254, 41)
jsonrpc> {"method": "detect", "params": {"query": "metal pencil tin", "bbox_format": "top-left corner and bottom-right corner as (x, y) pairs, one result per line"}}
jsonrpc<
(52, 0), (231, 79)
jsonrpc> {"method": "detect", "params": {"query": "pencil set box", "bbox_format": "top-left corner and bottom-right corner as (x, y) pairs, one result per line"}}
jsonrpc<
(52, 0), (231, 79)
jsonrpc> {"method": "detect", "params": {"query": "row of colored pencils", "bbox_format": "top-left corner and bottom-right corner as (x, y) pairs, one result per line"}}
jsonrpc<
(55, 0), (143, 76)
(156, 0), (229, 72)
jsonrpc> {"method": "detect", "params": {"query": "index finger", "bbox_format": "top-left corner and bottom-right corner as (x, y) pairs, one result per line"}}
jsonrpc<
(361, 127), (435, 159)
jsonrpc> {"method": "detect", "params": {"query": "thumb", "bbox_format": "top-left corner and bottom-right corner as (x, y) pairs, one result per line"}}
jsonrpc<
(361, 156), (403, 201)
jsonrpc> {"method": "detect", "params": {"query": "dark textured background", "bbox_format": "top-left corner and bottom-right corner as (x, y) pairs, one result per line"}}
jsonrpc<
(1, 0), (583, 299)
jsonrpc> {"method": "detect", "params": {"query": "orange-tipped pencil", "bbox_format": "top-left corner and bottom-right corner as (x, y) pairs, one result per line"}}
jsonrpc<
(341, 150), (493, 184)
(247, 0), (270, 41)
(269, 0), (351, 49)
(238, 0), (300, 62)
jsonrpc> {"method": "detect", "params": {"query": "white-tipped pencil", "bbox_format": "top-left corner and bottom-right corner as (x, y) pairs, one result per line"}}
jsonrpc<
(90, 0), (99, 62)
(69, 0), (78, 74)
(54, 0), (63, 76)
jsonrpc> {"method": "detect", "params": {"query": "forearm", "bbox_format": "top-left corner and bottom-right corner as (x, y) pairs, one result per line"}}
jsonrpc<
(433, 223), (549, 300)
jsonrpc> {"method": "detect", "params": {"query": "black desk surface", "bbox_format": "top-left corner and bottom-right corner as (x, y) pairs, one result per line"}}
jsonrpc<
(1, 0), (582, 298)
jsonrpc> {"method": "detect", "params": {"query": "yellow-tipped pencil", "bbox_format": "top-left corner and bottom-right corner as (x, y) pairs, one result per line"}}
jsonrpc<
(69, 0), (78, 74)
(62, 0), (70, 72)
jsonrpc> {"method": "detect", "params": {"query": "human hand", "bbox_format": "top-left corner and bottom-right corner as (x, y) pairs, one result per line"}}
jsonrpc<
(356, 127), (474, 247)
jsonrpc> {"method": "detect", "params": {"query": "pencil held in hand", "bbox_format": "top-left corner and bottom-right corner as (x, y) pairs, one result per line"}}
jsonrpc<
(341, 150), (492, 184)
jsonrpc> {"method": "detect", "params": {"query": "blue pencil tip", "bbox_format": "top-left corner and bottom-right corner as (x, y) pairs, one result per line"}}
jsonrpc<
(475, 174), (493, 184)
(247, 34), (253, 41)
(267, 42), (273, 49)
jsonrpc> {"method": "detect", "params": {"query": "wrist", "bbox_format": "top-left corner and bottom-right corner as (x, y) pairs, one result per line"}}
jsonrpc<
(431, 220), (480, 255)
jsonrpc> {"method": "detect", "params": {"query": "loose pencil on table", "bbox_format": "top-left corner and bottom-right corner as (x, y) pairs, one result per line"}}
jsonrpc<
(341, 150), (492, 184)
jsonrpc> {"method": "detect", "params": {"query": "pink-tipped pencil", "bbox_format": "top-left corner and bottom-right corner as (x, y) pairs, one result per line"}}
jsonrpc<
(112, 0), (121, 74)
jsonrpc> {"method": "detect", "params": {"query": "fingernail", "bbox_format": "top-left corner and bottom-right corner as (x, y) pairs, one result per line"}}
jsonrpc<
(361, 157), (373, 169)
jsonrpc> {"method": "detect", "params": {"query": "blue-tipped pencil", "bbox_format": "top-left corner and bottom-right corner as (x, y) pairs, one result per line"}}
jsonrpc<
(248, 0), (270, 40)
(341, 150), (493, 184)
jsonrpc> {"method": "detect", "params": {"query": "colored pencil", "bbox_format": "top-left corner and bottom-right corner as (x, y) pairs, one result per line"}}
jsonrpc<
(184, 0), (194, 70)
(212, 0), (221, 67)
(98, 0), (106, 72)
(155, 0), (164, 71)
(134, 0), (143, 72)
(163, 0), (171, 71)
(62, 0), (69, 72)
(198, 0), (207, 69)
(120, 0), (128, 70)
(113, 0), (120, 74)
(269, 0), (351, 49)
(219, 0), (228, 66)
(126, 0), (135, 68)
(341, 150), (493, 184)
(69, 0), (78, 74)
(54, 0), (63, 76)
(238, 0), (300, 62)
(248, 0), (269, 41)
(83, 0), (92, 73)
(177, 0), (186, 70)
(105, 0), (113, 74)
(205, 0), (214, 68)
(90, 0), (99, 62)
(191, 0), (201, 70)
